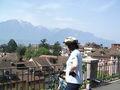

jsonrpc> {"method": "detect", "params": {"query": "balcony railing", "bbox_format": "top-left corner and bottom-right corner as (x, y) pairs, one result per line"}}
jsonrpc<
(0, 65), (64, 90)
(97, 60), (120, 82)
(0, 60), (120, 90)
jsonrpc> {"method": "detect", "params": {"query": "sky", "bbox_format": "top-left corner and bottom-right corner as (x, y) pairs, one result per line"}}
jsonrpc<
(0, 0), (120, 42)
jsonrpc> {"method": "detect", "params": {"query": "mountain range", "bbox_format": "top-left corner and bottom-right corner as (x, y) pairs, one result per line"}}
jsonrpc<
(0, 20), (116, 46)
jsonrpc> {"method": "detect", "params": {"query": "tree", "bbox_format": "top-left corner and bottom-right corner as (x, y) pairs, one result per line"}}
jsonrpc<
(24, 47), (35, 59)
(52, 41), (61, 56)
(34, 47), (51, 57)
(16, 44), (26, 56)
(39, 39), (49, 49)
(6, 39), (17, 53)
(0, 44), (8, 52)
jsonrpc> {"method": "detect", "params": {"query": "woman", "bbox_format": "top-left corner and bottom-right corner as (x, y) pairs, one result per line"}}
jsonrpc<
(63, 37), (83, 90)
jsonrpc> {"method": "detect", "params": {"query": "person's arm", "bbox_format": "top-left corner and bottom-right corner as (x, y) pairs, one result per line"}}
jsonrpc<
(70, 56), (78, 72)
(70, 63), (78, 72)
(69, 55), (79, 77)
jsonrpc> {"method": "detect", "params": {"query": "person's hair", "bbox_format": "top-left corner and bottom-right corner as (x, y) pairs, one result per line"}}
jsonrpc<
(66, 43), (79, 51)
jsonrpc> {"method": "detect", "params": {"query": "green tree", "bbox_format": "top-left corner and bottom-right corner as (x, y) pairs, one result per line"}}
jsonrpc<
(39, 39), (49, 49)
(0, 44), (8, 52)
(34, 47), (51, 57)
(28, 43), (32, 48)
(52, 41), (61, 56)
(6, 39), (17, 53)
(24, 47), (35, 59)
(16, 44), (26, 56)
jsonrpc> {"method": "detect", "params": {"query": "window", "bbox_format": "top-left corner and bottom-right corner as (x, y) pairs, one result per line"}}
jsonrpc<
(13, 83), (15, 88)
(0, 85), (3, 90)
(49, 58), (57, 64)
(7, 84), (12, 89)
(32, 88), (35, 90)
(20, 87), (23, 90)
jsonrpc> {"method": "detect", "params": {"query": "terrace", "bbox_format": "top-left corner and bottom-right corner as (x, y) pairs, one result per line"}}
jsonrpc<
(0, 56), (120, 90)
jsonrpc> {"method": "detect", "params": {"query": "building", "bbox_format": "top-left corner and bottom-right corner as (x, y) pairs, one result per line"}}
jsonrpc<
(88, 48), (120, 76)
(0, 53), (69, 90)
(111, 44), (120, 49)
(0, 61), (45, 90)
(83, 43), (103, 57)
(0, 53), (21, 62)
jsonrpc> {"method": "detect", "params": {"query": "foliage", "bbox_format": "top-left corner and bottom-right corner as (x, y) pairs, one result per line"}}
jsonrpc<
(39, 39), (49, 49)
(34, 47), (51, 57)
(52, 41), (61, 56)
(24, 47), (35, 59)
(0, 44), (8, 52)
(97, 72), (120, 81)
(16, 44), (26, 56)
(24, 47), (51, 59)
(6, 39), (17, 53)
(82, 62), (87, 73)
(4, 38), (64, 59)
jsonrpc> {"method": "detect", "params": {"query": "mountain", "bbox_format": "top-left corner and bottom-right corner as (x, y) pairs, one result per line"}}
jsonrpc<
(0, 19), (116, 46)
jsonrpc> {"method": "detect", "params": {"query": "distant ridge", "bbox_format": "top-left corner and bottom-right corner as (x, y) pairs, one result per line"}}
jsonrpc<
(0, 20), (116, 46)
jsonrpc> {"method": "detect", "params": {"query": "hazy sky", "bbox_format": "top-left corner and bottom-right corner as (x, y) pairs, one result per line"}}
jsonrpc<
(0, 0), (120, 42)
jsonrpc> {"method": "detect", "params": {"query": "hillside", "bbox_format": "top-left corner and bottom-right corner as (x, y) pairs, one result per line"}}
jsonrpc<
(0, 20), (116, 46)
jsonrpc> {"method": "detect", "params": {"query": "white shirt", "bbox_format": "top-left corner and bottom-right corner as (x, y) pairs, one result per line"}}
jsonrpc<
(66, 49), (83, 84)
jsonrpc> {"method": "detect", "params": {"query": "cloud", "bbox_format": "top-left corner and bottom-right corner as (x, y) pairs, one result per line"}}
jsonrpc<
(55, 17), (74, 22)
(21, 2), (33, 8)
(92, 0), (116, 12)
(13, 1), (33, 9)
(39, 3), (62, 9)
(53, 16), (88, 30)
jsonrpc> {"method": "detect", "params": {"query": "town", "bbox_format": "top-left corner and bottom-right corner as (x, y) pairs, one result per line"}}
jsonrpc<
(0, 39), (120, 90)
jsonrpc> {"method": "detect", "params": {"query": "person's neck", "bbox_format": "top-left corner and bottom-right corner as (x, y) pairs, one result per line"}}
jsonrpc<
(70, 49), (77, 53)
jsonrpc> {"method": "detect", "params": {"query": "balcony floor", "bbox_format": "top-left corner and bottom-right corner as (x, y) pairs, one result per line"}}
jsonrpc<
(92, 80), (120, 90)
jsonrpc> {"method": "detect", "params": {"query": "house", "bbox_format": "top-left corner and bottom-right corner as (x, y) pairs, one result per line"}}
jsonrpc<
(0, 53), (21, 62)
(28, 56), (54, 72)
(61, 45), (84, 57)
(0, 46), (3, 52)
(88, 48), (120, 75)
(0, 54), (68, 90)
(61, 46), (69, 56)
(0, 60), (45, 90)
(83, 43), (102, 56)
(111, 44), (120, 49)
(40, 55), (58, 64)
(55, 56), (68, 71)
(40, 55), (68, 70)
(79, 45), (84, 56)
(0, 61), (12, 75)
(88, 48), (120, 60)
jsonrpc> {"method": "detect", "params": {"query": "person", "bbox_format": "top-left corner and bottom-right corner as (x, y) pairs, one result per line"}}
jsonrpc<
(63, 36), (83, 90)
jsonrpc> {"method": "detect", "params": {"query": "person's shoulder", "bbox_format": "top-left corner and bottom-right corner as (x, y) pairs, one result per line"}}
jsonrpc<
(74, 49), (80, 53)
(72, 49), (80, 55)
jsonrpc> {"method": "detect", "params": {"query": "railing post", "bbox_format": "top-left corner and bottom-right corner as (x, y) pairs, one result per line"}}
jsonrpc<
(83, 56), (99, 90)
